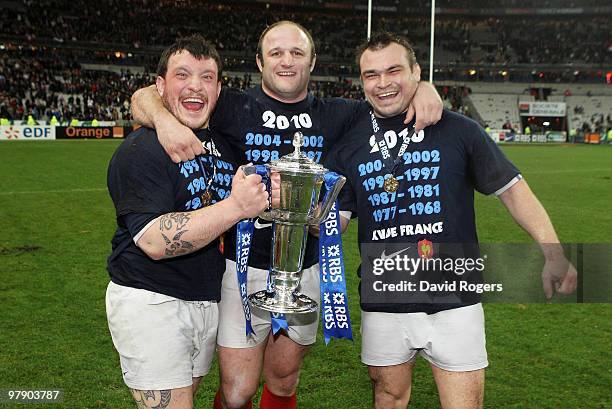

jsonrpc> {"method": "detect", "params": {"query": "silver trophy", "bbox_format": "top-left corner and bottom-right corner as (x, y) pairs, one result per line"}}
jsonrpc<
(246, 132), (345, 314)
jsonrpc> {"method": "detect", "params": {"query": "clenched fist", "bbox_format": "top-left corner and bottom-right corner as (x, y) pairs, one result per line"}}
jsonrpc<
(228, 167), (270, 219)
(541, 255), (578, 299)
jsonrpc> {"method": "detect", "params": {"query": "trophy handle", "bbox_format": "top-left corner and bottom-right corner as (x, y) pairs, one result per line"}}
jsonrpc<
(312, 172), (345, 224)
(242, 164), (268, 178)
(242, 164), (272, 212)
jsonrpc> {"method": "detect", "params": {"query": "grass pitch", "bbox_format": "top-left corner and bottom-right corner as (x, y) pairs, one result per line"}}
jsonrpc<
(0, 141), (610, 408)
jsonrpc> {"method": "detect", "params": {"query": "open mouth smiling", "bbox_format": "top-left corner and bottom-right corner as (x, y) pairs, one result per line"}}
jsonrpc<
(181, 97), (206, 111)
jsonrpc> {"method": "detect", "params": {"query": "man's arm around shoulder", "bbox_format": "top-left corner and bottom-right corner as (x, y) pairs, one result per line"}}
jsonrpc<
(131, 85), (203, 163)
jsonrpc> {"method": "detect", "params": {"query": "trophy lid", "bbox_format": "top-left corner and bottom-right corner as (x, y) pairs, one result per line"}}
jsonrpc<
(270, 132), (326, 174)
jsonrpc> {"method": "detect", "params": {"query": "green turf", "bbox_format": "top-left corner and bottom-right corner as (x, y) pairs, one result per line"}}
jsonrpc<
(0, 141), (610, 408)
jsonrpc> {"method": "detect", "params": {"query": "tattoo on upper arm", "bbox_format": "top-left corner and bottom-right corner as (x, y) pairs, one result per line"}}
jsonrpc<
(131, 389), (172, 409)
(159, 213), (195, 257)
(159, 213), (190, 231)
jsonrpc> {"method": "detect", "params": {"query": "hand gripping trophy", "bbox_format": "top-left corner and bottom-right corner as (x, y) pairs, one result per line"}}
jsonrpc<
(246, 132), (345, 314)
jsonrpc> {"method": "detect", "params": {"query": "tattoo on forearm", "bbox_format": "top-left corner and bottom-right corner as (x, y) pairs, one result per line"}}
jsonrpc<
(130, 389), (171, 409)
(159, 213), (195, 257)
(162, 230), (195, 256)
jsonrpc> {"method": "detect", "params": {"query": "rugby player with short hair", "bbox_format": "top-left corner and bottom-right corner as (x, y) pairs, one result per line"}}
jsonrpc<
(130, 21), (443, 409)
(325, 32), (577, 409)
(106, 34), (269, 409)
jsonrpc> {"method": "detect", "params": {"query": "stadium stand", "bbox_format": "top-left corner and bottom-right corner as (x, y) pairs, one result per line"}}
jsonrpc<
(0, 0), (610, 138)
(1, 1), (610, 68)
(566, 95), (612, 134)
(468, 93), (521, 131)
(0, 50), (151, 123)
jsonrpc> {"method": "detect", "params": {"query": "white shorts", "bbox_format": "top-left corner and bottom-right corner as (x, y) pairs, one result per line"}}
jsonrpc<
(361, 304), (488, 372)
(217, 259), (320, 348)
(105, 281), (219, 390)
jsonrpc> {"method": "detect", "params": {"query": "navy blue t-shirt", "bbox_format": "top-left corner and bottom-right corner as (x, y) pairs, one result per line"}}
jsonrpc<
(326, 109), (521, 313)
(107, 127), (237, 301)
(210, 86), (368, 270)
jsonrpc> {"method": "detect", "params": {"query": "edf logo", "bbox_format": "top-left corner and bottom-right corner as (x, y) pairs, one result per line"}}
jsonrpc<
(23, 127), (51, 138)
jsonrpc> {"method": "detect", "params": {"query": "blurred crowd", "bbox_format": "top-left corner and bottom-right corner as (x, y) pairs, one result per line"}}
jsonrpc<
(0, 51), (262, 122)
(1, 1), (610, 122)
(1, 1), (610, 70)
(0, 51), (365, 122)
(0, 51), (149, 122)
(309, 79), (363, 100)
(0, 46), (475, 123)
(355, 0), (605, 7)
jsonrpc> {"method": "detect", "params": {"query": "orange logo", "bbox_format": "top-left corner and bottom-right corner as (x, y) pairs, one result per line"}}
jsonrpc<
(112, 126), (124, 138)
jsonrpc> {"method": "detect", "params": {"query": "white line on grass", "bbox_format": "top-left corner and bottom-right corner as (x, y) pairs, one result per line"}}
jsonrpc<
(0, 188), (107, 195)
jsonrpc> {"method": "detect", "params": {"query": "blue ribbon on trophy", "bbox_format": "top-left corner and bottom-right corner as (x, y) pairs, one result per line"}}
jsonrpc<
(235, 164), (269, 337)
(319, 172), (353, 344)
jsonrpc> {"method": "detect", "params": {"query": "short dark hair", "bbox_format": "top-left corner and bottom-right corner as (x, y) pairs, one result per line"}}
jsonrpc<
(256, 21), (316, 63)
(157, 34), (223, 78)
(355, 32), (417, 69)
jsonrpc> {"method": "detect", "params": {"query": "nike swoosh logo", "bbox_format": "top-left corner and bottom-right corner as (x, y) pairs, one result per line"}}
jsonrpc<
(254, 219), (273, 229)
(380, 246), (412, 260)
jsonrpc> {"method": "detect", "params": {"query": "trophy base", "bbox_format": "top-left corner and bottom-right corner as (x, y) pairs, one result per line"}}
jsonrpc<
(248, 290), (318, 314)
